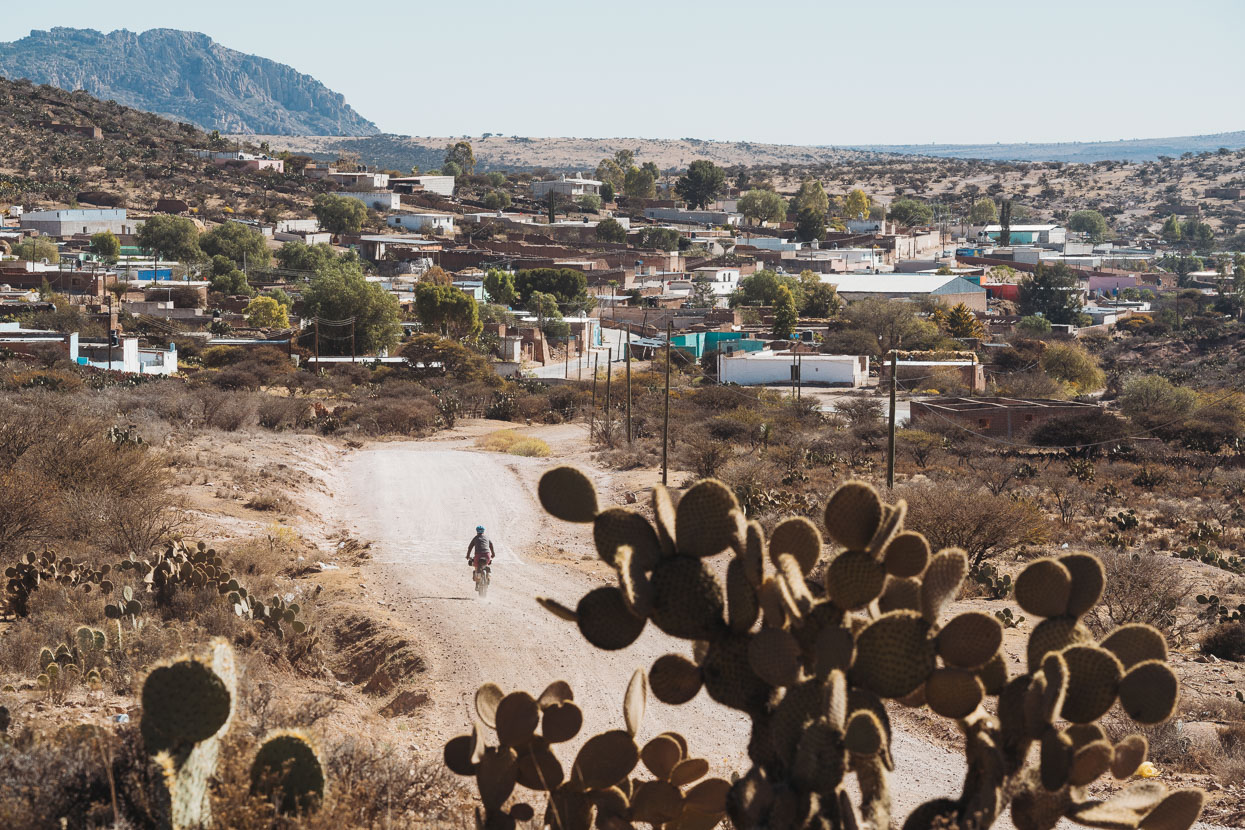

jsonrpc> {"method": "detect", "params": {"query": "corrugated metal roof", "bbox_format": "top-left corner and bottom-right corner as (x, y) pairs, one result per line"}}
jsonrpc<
(827, 274), (984, 294)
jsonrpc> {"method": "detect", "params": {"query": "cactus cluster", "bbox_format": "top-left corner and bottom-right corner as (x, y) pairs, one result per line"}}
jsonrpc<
(1195, 593), (1243, 623)
(4, 549), (108, 617)
(140, 639), (325, 827)
(30, 626), (112, 696)
(444, 673), (729, 830)
(519, 468), (1204, 830)
(105, 584), (144, 624)
(971, 562), (1013, 600)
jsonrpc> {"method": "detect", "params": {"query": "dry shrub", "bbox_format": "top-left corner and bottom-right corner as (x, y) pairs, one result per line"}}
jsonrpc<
(475, 429), (551, 457)
(680, 430), (734, 479)
(345, 398), (438, 435)
(900, 479), (1049, 570)
(194, 387), (255, 431)
(256, 396), (312, 430)
(1202, 623), (1245, 662)
(244, 490), (286, 512)
(1087, 550), (1195, 641)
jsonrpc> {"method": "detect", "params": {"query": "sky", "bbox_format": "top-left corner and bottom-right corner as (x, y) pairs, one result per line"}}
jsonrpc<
(2, 0), (1243, 146)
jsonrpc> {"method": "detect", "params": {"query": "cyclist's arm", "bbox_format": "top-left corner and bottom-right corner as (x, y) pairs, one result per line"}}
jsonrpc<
(489, 542), (496, 560)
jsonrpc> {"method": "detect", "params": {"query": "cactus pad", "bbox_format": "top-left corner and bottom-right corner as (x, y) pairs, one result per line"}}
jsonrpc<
(919, 548), (968, 624)
(1027, 616), (1093, 672)
(1069, 739), (1114, 786)
(651, 484), (678, 556)
(701, 633), (769, 713)
(541, 702), (583, 744)
(649, 654), (704, 705)
(538, 466), (599, 522)
(1060, 645), (1124, 724)
(845, 709), (884, 755)
(476, 682), (504, 728)
(642, 733), (684, 780)
(924, 667), (984, 719)
(769, 517), (823, 574)
(674, 479), (742, 557)
(141, 660), (232, 751)
(823, 480), (883, 550)
(825, 549), (887, 610)
(1111, 734), (1148, 779)
(571, 730), (638, 789)
(495, 691), (540, 747)
(726, 557), (760, 633)
(852, 611), (936, 699)
(515, 738), (564, 790)
(594, 508), (660, 567)
(1118, 660), (1179, 725)
(576, 587), (645, 650)
(883, 531), (930, 577)
(879, 576), (922, 613)
(747, 627), (802, 688)
(1014, 558), (1072, 619)
(1100, 623), (1168, 670)
(936, 612), (1003, 669)
(616, 545), (654, 618)
(250, 731), (325, 815)
(1059, 552), (1106, 617)
(650, 557), (726, 640)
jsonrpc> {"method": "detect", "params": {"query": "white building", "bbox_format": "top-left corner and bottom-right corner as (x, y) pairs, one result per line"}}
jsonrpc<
(975, 224), (1066, 245)
(326, 170), (390, 189)
(276, 219), (320, 234)
(531, 174), (603, 199)
(692, 266), (741, 297)
(20, 208), (139, 237)
(386, 213), (456, 234)
(718, 350), (869, 387)
(390, 175), (456, 197)
(331, 191), (401, 211)
(644, 207), (742, 227)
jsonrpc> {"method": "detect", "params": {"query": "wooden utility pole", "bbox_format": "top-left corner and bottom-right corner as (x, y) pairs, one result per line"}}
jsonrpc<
(564, 336), (570, 378)
(314, 319), (320, 372)
(350, 319), (356, 363)
(887, 350), (897, 490)
(604, 348), (613, 439)
(590, 353), (599, 440)
(661, 321), (672, 486)
(625, 337), (632, 445)
(797, 352), (802, 401)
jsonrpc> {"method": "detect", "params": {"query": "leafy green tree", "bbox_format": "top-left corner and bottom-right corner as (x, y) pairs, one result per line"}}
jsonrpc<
(444, 141), (476, 174)
(1017, 262), (1083, 325)
(1118, 375), (1196, 429)
(400, 334), (499, 385)
(594, 159), (625, 192)
(1041, 343), (1105, 393)
(136, 215), (202, 262)
(968, 198), (997, 225)
(527, 290), (561, 320)
(600, 182), (615, 203)
(638, 227), (682, 250)
(302, 259), (402, 354)
(577, 193), (603, 212)
(731, 269), (802, 308)
(737, 189), (787, 225)
(89, 230), (120, 261)
(243, 296), (290, 328)
(795, 208), (826, 242)
(514, 268), (589, 307)
(1181, 218), (1215, 255)
(791, 179), (829, 216)
(276, 241), (339, 273)
(486, 172), (508, 187)
(1067, 210), (1110, 242)
(1160, 214), (1183, 243)
(623, 167), (657, 199)
(801, 281), (840, 318)
(415, 283), (482, 339)
(641, 161), (660, 181)
(845, 296), (928, 354)
(887, 198), (934, 227)
(771, 284), (798, 338)
(942, 303), (986, 338)
(613, 149), (636, 170)
(595, 218), (628, 244)
(266, 288), (292, 310)
(483, 269), (518, 306)
(200, 222), (270, 269)
(312, 193), (367, 236)
(14, 237), (60, 264)
(482, 190), (512, 210)
(1017, 315), (1052, 334)
(442, 161), (464, 179)
(674, 160), (726, 209)
(210, 268), (253, 297)
(842, 189), (870, 220)
(998, 200), (1013, 245)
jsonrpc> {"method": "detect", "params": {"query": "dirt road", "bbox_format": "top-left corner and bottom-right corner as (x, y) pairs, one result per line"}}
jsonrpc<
(336, 436), (1221, 828)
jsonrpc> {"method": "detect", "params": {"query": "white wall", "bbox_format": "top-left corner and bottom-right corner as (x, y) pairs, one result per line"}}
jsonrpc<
(718, 352), (867, 387)
(332, 191), (401, 211)
(387, 214), (456, 233)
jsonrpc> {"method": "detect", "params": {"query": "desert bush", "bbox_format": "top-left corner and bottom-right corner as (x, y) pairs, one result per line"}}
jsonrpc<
(475, 429), (551, 457)
(680, 430), (734, 479)
(1031, 410), (1129, 457)
(900, 479), (1049, 569)
(344, 398), (438, 435)
(256, 396), (311, 430)
(1202, 623), (1245, 662)
(1089, 551), (1194, 640)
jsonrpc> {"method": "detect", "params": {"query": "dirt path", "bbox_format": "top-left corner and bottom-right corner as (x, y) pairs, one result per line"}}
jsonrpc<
(335, 434), (1223, 829)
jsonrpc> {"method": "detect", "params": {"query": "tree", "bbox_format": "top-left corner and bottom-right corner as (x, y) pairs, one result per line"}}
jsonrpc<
(968, 198), (997, 225)
(1160, 215), (1183, 243)
(577, 193), (603, 212)
(312, 193), (367, 236)
(674, 160), (726, 210)
(638, 227), (682, 251)
(89, 230), (120, 261)
(276, 241), (339, 273)
(514, 268), (589, 306)
(887, 198), (934, 227)
(1017, 263), (1083, 325)
(942, 303), (986, 338)
(1067, 210), (1110, 242)
(842, 189), (870, 220)
(415, 283), (482, 339)
(482, 190), (511, 210)
(771, 285), (798, 338)
(421, 266), (453, 286)
(794, 208), (826, 242)
(901, 481), (1048, 571)
(136, 215), (201, 262)
(594, 159), (625, 192)
(801, 282), (841, 318)
(846, 297), (926, 354)
(731, 270), (801, 308)
(200, 222), (270, 269)
(444, 141), (476, 174)
(483, 269), (518, 306)
(243, 296), (290, 329)
(600, 182), (615, 204)
(13, 237), (60, 264)
(595, 218), (627, 244)
(613, 149), (636, 170)
(1041, 343), (1105, 393)
(791, 179), (829, 217)
(442, 161), (463, 179)
(302, 259), (402, 354)
(1181, 218), (1215, 255)
(998, 200), (1013, 246)
(737, 189), (787, 225)
(1017, 315), (1052, 334)
(1118, 375), (1196, 430)
(210, 268), (253, 297)
(623, 167), (656, 199)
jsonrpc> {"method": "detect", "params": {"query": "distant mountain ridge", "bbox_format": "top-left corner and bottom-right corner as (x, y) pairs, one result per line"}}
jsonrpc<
(847, 131), (1245, 163)
(0, 27), (379, 136)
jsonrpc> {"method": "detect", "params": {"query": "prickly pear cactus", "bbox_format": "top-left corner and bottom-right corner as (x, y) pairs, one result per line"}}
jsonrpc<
(250, 730), (326, 815)
(514, 468), (1205, 830)
(143, 638), (236, 830)
(443, 671), (730, 830)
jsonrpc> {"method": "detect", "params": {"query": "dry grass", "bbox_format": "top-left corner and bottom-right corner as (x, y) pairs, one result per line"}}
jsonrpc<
(475, 429), (552, 457)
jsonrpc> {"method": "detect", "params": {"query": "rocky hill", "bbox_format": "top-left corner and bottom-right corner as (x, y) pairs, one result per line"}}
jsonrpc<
(0, 28), (378, 136)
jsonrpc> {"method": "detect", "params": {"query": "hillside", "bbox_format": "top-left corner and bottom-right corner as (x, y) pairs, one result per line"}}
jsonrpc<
(0, 77), (318, 219)
(0, 27), (378, 136)
(848, 131), (1245, 163)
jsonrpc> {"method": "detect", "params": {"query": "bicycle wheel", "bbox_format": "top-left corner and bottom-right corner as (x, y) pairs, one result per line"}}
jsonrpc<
(477, 569), (489, 599)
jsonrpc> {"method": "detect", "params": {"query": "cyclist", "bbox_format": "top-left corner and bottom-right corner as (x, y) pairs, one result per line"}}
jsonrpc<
(466, 525), (495, 584)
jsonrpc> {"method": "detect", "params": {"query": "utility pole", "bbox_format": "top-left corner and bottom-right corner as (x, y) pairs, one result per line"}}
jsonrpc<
(791, 346), (797, 399)
(625, 336), (632, 445)
(590, 353), (599, 440)
(661, 321), (672, 486)
(797, 352), (802, 401)
(886, 350), (897, 490)
(314, 319), (320, 373)
(350, 319), (356, 363)
(604, 347), (613, 439)
(564, 336), (569, 379)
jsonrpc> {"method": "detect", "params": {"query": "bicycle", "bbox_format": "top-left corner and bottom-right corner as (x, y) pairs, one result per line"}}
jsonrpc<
(473, 561), (491, 599)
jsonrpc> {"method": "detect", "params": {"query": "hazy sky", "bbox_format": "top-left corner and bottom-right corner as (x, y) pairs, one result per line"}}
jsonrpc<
(2, 0), (1242, 145)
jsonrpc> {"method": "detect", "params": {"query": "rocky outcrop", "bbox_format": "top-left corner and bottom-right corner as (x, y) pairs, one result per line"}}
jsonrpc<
(0, 28), (378, 136)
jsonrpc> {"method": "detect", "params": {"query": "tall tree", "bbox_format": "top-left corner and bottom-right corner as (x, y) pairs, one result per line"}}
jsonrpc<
(674, 160), (726, 210)
(483, 269), (518, 306)
(302, 258), (402, 354)
(842, 189), (871, 220)
(999, 200), (1013, 246)
(887, 198), (935, 228)
(968, 198), (998, 225)
(444, 141), (476, 174)
(89, 230), (120, 261)
(200, 222), (270, 269)
(1017, 262), (1084, 325)
(942, 303), (986, 338)
(794, 208), (827, 242)
(594, 158), (625, 192)
(136, 215), (202, 262)
(243, 296), (290, 329)
(623, 167), (657, 199)
(415, 283), (482, 339)
(312, 193), (367, 236)
(771, 285), (798, 338)
(595, 218), (628, 244)
(1067, 210), (1110, 242)
(737, 189), (787, 225)
(791, 179), (829, 216)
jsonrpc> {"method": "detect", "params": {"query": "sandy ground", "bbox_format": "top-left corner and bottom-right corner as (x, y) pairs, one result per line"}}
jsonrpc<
(332, 422), (1015, 822)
